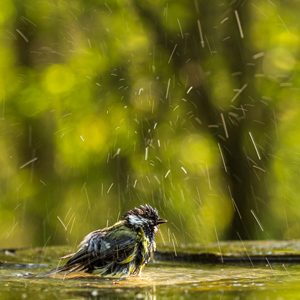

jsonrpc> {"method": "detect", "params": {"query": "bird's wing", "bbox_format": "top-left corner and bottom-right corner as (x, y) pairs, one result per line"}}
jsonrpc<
(62, 223), (140, 272)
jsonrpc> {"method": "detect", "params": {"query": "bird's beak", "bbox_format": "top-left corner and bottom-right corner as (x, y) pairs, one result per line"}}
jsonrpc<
(157, 218), (167, 224)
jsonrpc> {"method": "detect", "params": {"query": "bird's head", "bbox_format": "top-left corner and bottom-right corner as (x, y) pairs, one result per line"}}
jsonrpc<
(124, 204), (167, 229)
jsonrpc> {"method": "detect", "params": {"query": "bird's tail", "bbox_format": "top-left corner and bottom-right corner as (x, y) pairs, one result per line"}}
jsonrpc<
(35, 263), (86, 278)
(35, 253), (77, 278)
(35, 266), (65, 278)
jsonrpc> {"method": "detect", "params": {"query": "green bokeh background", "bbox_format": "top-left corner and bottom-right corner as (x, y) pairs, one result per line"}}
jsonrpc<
(1, 0), (300, 248)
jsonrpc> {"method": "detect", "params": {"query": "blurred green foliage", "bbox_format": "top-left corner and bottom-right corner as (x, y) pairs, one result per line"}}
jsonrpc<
(1, 0), (300, 248)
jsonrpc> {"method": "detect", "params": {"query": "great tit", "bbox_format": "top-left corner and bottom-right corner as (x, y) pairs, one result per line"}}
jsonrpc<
(38, 204), (167, 278)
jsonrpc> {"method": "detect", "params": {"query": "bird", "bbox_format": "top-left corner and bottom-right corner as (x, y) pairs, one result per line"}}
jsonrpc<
(37, 204), (167, 278)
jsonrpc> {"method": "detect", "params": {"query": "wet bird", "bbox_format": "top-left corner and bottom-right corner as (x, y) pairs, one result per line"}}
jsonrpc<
(38, 204), (167, 278)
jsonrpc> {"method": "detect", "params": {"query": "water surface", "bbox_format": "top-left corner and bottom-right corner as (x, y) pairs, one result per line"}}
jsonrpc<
(1, 245), (300, 299)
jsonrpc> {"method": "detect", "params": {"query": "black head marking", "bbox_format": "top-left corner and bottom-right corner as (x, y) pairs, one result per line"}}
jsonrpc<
(124, 204), (167, 226)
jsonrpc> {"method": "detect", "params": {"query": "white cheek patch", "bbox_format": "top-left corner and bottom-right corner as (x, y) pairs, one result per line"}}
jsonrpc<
(128, 215), (144, 226)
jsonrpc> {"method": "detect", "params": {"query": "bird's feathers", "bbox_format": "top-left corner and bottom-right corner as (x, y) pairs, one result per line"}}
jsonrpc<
(37, 204), (166, 278)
